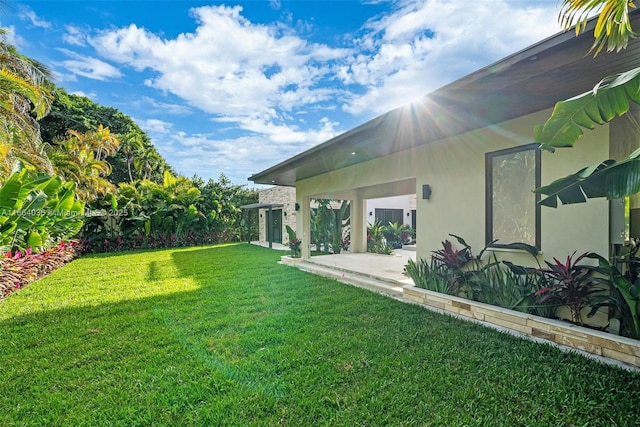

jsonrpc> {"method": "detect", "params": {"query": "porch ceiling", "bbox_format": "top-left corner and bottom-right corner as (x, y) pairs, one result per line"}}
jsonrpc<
(307, 178), (416, 201)
(249, 12), (640, 187)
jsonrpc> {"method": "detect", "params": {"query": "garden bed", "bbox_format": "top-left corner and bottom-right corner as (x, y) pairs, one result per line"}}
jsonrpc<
(403, 285), (640, 368)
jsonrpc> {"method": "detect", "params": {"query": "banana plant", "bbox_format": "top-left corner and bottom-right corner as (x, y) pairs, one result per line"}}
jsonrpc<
(535, 67), (640, 153)
(534, 65), (640, 205)
(534, 148), (640, 207)
(0, 165), (84, 252)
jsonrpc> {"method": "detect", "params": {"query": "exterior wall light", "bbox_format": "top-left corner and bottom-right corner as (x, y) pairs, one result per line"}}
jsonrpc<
(422, 184), (432, 199)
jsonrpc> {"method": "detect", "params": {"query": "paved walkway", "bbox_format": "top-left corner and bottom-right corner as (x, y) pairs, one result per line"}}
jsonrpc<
(306, 249), (416, 284)
(250, 241), (416, 283)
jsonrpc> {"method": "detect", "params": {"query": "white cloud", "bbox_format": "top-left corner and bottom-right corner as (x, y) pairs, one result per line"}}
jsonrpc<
(146, 115), (339, 183)
(63, 25), (87, 46)
(19, 7), (52, 29)
(340, 0), (563, 115)
(136, 118), (174, 134)
(65, 0), (570, 182)
(139, 97), (192, 115)
(89, 5), (351, 120)
(56, 48), (122, 81)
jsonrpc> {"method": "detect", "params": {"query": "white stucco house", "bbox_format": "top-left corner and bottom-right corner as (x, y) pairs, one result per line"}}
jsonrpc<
(248, 15), (640, 266)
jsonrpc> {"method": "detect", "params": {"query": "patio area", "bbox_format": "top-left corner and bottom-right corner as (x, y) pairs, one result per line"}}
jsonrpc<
(305, 247), (416, 284)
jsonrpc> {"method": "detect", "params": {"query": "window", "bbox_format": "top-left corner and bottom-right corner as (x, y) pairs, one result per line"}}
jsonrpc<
(375, 208), (404, 226)
(485, 144), (540, 248)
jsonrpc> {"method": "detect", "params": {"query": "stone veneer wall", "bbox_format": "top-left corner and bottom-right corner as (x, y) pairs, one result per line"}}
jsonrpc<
(258, 186), (297, 244)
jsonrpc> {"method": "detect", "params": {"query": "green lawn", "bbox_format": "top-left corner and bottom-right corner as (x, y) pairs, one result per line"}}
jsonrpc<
(1, 243), (639, 426)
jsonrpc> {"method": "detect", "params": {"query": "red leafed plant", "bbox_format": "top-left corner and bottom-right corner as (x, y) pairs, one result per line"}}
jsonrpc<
(535, 252), (603, 325)
(0, 241), (84, 300)
(432, 240), (472, 269)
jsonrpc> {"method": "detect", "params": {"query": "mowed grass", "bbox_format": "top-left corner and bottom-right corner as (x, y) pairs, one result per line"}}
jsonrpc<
(1, 243), (640, 426)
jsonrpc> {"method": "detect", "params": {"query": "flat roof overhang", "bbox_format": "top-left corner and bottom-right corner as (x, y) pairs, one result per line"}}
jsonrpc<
(240, 203), (284, 209)
(249, 11), (640, 187)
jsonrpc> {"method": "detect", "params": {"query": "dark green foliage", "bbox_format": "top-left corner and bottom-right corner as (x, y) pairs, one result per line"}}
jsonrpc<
(1, 244), (639, 426)
(81, 173), (258, 253)
(310, 199), (350, 254)
(367, 217), (393, 254)
(586, 250), (640, 338)
(285, 225), (301, 258)
(382, 221), (412, 248)
(38, 87), (171, 185)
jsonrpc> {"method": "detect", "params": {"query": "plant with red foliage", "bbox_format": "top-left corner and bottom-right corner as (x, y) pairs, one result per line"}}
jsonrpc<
(432, 240), (473, 269)
(535, 252), (603, 325)
(0, 241), (84, 300)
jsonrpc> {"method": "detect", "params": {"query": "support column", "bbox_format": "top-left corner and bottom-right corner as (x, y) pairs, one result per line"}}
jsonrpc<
(300, 196), (311, 259)
(350, 195), (366, 253)
(267, 206), (273, 249)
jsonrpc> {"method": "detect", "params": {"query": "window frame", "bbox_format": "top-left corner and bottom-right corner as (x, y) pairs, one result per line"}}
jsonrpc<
(485, 143), (541, 250)
(375, 208), (404, 226)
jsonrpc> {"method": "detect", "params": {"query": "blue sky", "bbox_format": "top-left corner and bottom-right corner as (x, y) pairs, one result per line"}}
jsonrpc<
(2, 0), (564, 186)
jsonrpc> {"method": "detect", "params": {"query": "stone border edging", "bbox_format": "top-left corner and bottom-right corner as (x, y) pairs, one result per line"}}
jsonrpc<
(403, 285), (640, 369)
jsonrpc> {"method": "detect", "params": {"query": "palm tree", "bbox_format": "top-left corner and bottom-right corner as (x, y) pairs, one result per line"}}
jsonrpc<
(559, 0), (634, 55)
(48, 128), (118, 202)
(0, 28), (54, 179)
(121, 131), (145, 182)
(134, 146), (163, 181)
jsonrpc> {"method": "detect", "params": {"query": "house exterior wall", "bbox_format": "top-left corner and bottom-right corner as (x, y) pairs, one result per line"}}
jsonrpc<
(295, 108), (612, 265)
(414, 108), (610, 265)
(257, 186), (297, 244)
(366, 195), (416, 226)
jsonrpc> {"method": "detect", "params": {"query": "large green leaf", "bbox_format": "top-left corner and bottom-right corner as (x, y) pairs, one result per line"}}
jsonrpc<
(535, 148), (640, 207)
(534, 67), (640, 152)
(26, 229), (44, 248)
(0, 167), (26, 214)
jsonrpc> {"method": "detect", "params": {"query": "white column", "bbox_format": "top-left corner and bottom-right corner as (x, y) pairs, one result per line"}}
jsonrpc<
(300, 195), (311, 259)
(350, 195), (366, 253)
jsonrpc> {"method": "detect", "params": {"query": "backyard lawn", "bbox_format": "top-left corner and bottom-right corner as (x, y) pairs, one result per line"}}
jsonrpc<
(1, 243), (639, 426)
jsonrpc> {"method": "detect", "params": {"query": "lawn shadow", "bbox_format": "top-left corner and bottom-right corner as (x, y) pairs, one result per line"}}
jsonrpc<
(3, 243), (640, 425)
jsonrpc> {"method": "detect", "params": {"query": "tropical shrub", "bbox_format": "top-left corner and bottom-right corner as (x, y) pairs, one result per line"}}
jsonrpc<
(405, 257), (455, 294)
(382, 222), (412, 249)
(535, 252), (605, 325)
(366, 218), (392, 255)
(80, 171), (257, 253)
(585, 249), (640, 338)
(405, 234), (558, 316)
(285, 225), (301, 258)
(0, 165), (84, 253)
(310, 199), (350, 254)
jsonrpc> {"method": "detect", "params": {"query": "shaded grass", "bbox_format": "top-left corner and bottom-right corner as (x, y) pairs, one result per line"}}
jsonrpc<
(1, 243), (639, 426)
